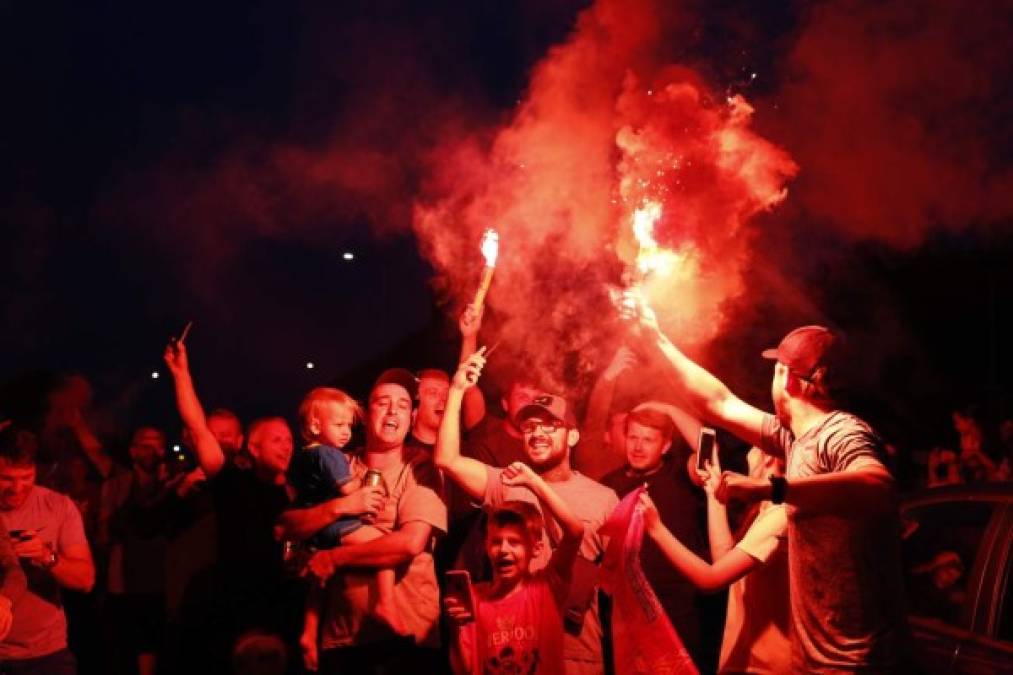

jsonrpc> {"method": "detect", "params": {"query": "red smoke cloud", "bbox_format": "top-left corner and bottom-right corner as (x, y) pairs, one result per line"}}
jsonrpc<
(413, 0), (797, 393)
(769, 0), (1013, 247)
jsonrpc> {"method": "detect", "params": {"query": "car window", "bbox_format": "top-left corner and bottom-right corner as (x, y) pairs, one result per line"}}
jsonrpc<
(901, 500), (994, 628)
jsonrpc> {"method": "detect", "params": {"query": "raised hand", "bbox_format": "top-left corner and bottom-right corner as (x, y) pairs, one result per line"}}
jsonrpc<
(163, 339), (190, 377)
(700, 457), (722, 497)
(603, 345), (637, 382)
(500, 461), (538, 488)
(637, 491), (661, 533)
(459, 303), (484, 339)
(452, 348), (487, 391)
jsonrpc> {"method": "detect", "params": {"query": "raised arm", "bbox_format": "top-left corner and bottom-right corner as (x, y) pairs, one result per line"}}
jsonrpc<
(578, 346), (637, 479)
(636, 306), (767, 450)
(639, 493), (757, 592)
(501, 462), (582, 574)
(163, 341), (225, 477)
(701, 455), (735, 560)
(434, 349), (491, 500)
(458, 304), (487, 430)
(68, 414), (114, 479)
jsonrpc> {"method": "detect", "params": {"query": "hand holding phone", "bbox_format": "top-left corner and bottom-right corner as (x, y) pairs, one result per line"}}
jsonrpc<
(444, 570), (475, 625)
(697, 427), (717, 472)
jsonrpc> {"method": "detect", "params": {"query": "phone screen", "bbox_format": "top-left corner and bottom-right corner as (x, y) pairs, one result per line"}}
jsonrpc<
(697, 427), (717, 472)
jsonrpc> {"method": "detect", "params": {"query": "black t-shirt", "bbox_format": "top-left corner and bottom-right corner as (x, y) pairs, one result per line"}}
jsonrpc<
(208, 463), (290, 588)
(462, 414), (527, 468)
(404, 433), (435, 457)
(602, 451), (707, 624)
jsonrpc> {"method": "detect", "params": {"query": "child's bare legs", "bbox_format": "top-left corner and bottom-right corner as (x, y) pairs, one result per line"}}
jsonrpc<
(300, 589), (322, 671)
(342, 525), (407, 635)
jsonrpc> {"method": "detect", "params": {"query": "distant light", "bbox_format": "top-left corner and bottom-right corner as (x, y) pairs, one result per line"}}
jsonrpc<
(306, 362), (315, 370)
(172, 444), (181, 452)
(343, 252), (355, 261)
(151, 371), (160, 379)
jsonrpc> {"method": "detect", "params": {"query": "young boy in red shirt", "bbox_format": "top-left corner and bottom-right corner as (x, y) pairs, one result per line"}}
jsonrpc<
(444, 459), (583, 675)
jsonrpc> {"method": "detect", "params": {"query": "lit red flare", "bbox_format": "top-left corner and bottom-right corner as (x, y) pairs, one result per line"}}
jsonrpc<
(472, 228), (499, 310)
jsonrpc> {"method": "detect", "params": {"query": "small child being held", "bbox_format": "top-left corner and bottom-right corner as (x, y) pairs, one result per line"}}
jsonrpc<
(289, 387), (405, 670)
(444, 461), (584, 675)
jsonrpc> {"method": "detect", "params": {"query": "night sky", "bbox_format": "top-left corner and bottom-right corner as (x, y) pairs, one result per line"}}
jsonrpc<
(2, 0), (1010, 453)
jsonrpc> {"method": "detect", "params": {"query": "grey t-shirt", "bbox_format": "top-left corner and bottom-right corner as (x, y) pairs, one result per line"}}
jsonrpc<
(761, 411), (908, 672)
(0, 485), (89, 661)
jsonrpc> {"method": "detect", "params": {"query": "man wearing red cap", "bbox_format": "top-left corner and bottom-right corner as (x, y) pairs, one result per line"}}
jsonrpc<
(636, 315), (909, 673)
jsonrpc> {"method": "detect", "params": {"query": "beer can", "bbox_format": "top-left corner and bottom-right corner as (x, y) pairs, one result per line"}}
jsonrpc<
(363, 469), (384, 489)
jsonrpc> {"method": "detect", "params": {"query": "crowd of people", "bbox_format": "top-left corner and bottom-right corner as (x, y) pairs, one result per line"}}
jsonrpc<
(0, 298), (994, 674)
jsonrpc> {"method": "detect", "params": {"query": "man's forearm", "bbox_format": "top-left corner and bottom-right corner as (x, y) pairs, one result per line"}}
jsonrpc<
(73, 424), (113, 479)
(435, 391), (489, 499)
(779, 468), (895, 515)
(650, 334), (730, 421)
(461, 387), (486, 430)
(331, 525), (429, 570)
(530, 478), (583, 542)
(170, 371), (225, 475)
(50, 557), (95, 592)
(171, 371), (209, 431)
(277, 498), (359, 542)
(706, 498), (734, 560)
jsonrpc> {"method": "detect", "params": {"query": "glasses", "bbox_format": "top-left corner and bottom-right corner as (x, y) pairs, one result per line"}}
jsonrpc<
(519, 419), (563, 434)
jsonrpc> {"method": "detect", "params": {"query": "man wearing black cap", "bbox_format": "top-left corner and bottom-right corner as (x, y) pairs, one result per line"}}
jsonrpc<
(436, 351), (618, 675)
(635, 313), (909, 673)
(300, 368), (448, 675)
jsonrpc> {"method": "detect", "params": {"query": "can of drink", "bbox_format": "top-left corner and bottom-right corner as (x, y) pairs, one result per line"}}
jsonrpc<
(363, 469), (384, 489)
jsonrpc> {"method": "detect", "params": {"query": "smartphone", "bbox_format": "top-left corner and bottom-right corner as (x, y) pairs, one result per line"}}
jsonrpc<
(444, 570), (475, 620)
(697, 427), (717, 472)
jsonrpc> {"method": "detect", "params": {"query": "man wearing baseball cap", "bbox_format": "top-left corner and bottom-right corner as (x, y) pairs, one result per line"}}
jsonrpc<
(435, 349), (619, 674)
(296, 367), (448, 674)
(636, 315), (910, 672)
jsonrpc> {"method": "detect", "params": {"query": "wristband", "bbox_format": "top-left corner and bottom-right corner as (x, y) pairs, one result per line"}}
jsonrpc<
(769, 476), (787, 505)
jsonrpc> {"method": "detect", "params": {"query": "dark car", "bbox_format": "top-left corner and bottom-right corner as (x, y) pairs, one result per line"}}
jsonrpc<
(901, 484), (1013, 673)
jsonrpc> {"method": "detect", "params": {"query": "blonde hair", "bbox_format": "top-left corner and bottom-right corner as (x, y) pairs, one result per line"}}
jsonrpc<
(298, 387), (363, 442)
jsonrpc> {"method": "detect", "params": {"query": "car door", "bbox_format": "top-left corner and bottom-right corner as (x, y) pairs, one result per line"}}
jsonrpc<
(901, 496), (1000, 673)
(949, 501), (1013, 674)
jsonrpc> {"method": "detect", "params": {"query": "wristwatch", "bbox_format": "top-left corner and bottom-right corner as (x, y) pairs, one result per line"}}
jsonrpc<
(769, 476), (788, 505)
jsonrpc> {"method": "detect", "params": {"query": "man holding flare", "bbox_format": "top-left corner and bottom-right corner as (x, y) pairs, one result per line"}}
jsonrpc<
(627, 293), (910, 673)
